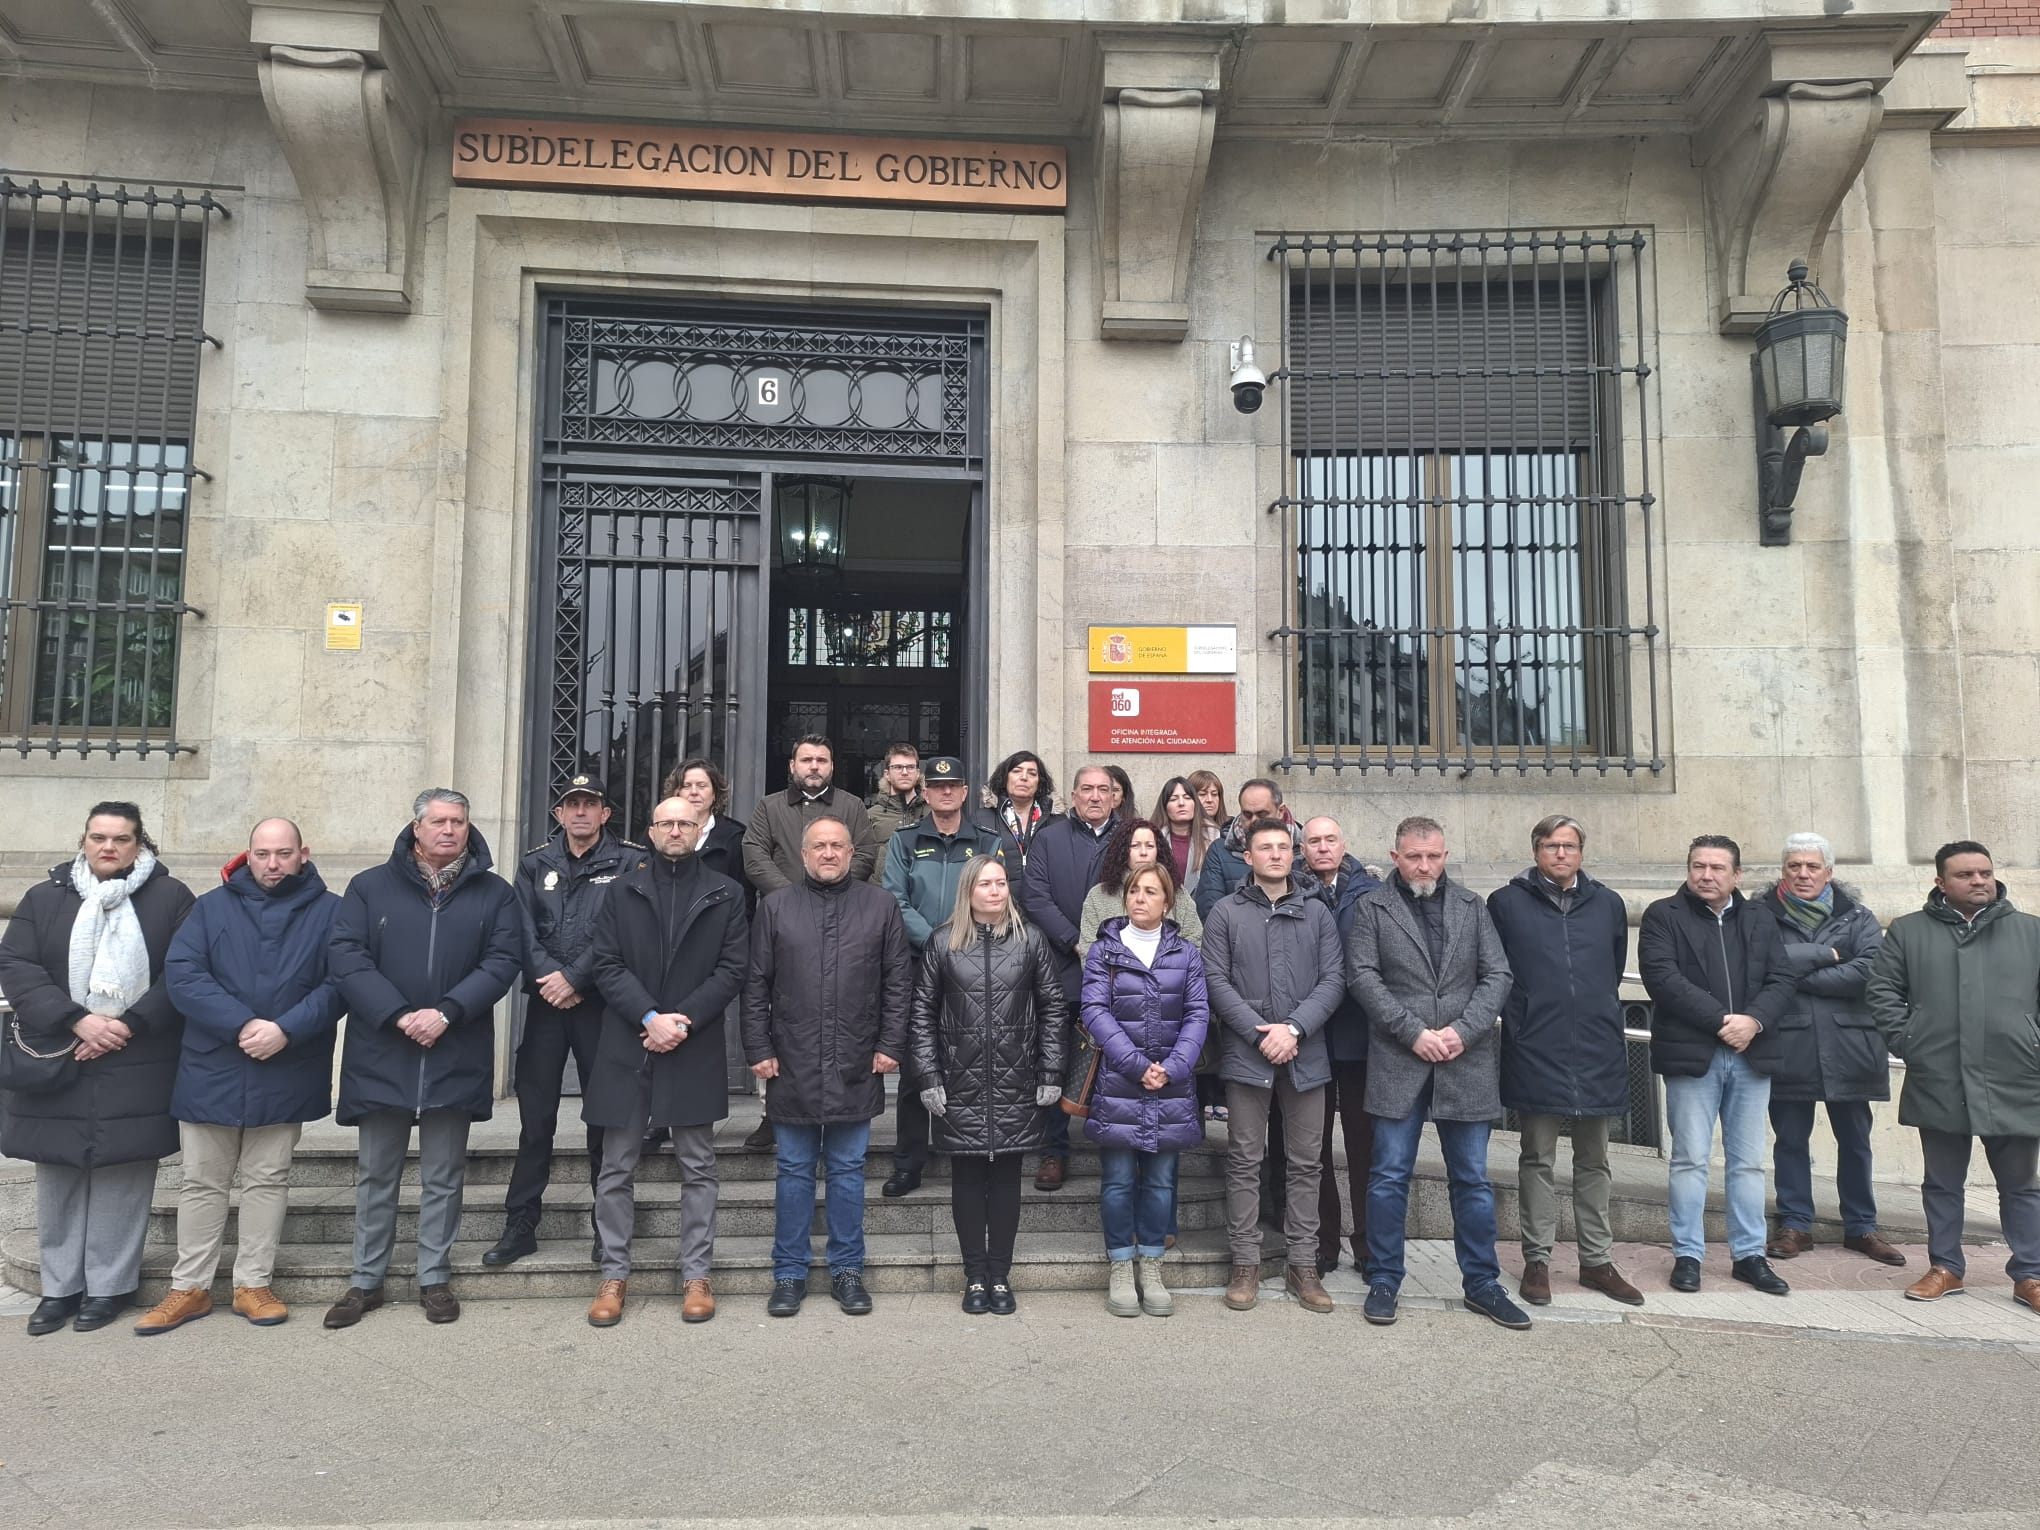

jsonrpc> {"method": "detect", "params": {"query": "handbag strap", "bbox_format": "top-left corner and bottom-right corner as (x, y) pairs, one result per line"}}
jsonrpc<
(9, 1020), (79, 1061)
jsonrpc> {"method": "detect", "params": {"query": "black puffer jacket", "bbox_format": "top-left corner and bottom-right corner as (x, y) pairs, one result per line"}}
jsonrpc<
(1755, 882), (1889, 1104)
(906, 921), (1068, 1156)
(1637, 885), (1795, 1079)
(327, 827), (523, 1125)
(0, 860), (194, 1168)
(742, 875), (913, 1125)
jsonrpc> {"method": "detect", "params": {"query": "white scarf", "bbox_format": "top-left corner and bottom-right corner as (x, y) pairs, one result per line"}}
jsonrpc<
(66, 849), (157, 1017)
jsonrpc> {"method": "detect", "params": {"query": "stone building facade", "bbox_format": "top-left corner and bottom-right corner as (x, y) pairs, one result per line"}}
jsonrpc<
(0, 0), (2034, 927)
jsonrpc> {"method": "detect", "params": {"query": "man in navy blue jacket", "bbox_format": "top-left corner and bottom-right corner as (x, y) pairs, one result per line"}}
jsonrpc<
(141, 818), (345, 1334)
(1300, 816), (1380, 1275)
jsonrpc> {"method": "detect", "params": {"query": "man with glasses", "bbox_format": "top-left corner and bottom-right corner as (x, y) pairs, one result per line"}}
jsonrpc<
(1486, 815), (1643, 1308)
(863, 742), (927, 884)
(579, 797), (749, 1327)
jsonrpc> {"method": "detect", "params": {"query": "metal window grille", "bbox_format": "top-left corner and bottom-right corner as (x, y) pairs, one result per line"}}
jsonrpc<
(0, 175), (225, 757)
(1270, 228), (1662, 776)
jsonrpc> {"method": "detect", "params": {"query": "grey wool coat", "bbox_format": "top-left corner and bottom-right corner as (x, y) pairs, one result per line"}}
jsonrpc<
(1345, 877), (1514, 1122)
(1200, 881), (1346, 1092)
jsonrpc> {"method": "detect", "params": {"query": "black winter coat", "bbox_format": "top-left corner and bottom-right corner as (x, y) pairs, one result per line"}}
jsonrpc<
(1637, 885), (1795, 1079)
(327, 828), (523, 1125)
(514, 828), (633, 1000)
(742, 876), (913, 1125)
(906, 922), (1067, 1155)
(0, 861), (194, 1168)
(1022, 810), (1120, 1002)
(164, 860), (344, 1127)
(1304, 857), (1383, 1065)
(1487, 868), (1630, 1117)
(1755, 883), (1890, 1104)
(583, 853), (750, 1131)
(697, 815), (753, 910)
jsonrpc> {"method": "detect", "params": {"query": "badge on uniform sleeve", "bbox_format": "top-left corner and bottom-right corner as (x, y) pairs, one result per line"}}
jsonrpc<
(543, 870), (559, 890)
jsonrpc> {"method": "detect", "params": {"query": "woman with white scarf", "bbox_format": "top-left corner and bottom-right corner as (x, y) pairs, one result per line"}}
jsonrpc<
(0, 802), (193, 1335)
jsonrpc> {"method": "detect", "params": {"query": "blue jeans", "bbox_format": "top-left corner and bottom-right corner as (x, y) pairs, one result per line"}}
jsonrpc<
(1769, 1097), (1877, 1235)
(1364, 1077), (1501, 1297)
(1098, 1148), (1178, 1260)
(1664, 1047), (1771, 1261)
(771, 1119), (872, 1282)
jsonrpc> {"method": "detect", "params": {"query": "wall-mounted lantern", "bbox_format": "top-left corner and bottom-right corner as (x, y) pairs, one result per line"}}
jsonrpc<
(1752, 260), (1848, 547)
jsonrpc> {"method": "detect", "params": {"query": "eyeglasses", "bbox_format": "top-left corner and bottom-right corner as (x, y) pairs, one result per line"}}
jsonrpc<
(1535, 841), (1582, 855)
(649, 819), (697, 832)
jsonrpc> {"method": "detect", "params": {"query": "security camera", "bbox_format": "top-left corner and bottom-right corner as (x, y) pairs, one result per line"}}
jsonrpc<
(1229, 337), (1266, 414)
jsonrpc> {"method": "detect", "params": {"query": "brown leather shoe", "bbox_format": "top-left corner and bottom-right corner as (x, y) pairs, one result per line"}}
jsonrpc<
(681, 1278), (715, 1323)
(232, 1286), (289, 1326)
(1033, 1156), (1065, 1192)
(322, 1285), (385, 1329)
(1224, 1263), (1261, 1311)
(1518, 1260), (1552, 1306)
(1766, 1226), (1815, 1259)
(1904, 1265), (1964, 1301)
(588, 1278), (626, 1327)
(2015, 1278), (2040, 1315)
(1843, 1232), (1908, 1267)
(1285, 1264), (1333, 1314)
(1579, 1261), (1646, 1307)
(419, 1283), (460, 1324)
(133, 1286), (212, 1335)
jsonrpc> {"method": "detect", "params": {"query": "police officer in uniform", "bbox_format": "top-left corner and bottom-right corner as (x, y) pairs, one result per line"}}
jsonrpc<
(484, 774), (638, 1267)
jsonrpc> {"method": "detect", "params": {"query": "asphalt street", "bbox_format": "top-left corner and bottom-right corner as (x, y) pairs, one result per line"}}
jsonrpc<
(1, 1286), (2035, 1530)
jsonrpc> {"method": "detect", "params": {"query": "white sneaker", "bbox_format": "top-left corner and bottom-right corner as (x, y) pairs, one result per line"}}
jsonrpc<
(1106, 1259), (1140, 1318)
(1136, 1256), (1173, 1317)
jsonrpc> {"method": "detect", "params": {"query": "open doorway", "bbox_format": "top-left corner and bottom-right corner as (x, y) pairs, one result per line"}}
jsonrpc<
(767, 475), (970, 799)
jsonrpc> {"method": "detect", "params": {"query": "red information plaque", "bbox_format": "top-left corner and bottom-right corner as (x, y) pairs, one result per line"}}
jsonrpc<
(1087, 680), (1237, 753)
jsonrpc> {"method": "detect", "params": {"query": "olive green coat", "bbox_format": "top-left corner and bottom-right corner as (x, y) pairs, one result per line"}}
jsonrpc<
(1866, 887), (2040, 1138)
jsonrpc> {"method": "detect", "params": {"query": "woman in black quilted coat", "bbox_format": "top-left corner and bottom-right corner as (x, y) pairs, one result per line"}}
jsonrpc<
(906, 856), (1067, 1315)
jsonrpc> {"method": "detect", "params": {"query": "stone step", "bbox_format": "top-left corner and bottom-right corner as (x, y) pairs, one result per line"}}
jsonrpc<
(138, 1173), (1233, 1245)
(0, 1226), (1269, 1304)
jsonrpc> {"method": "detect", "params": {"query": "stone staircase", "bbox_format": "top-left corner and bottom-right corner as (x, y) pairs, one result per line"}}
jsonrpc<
(0, 1094), (1265, 1303)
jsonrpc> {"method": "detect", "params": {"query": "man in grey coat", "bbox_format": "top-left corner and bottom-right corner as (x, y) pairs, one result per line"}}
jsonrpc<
(1346, 815), (1524, 1330)
(1201, 817), (1346, 1315)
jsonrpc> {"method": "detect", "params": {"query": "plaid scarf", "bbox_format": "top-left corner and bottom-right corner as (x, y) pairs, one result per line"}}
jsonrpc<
(1778, 883), (1833, 933)
(416, 850), (468, 907)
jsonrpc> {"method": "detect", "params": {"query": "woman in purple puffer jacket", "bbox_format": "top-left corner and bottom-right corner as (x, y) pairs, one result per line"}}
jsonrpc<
(1080, 861), (1209, 1318)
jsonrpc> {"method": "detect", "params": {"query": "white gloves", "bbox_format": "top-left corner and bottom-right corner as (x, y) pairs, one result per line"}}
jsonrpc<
(920, 1086), (947, 1117)
(1036, 1084), (1063, 1108)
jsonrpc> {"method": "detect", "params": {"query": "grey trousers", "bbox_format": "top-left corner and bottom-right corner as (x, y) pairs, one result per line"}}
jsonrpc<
(1225, 1075), (1326, 1267)
(171, 1122), (301, 1290)
(1517, 1112), (1614, 1266)
(595, 1067), (719, 1281)
(352, 1108), (471, 1289)
(36, 1159), (159, 1299)
(1920, 1129), (2040, 1282)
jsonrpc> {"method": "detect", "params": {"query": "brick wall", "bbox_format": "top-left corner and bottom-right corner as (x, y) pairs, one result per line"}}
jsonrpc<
(1936, 0), (2040, 36)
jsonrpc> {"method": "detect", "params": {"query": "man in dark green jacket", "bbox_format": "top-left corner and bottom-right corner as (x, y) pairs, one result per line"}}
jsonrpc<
(1866, 840), (2040, 1314)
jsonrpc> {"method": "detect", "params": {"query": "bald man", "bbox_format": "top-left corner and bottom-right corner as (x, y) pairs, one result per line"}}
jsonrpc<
(146, 819), (347, 1333)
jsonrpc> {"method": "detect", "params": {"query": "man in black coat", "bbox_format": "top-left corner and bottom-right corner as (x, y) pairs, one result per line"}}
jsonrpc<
(1486, 814), (1642, 1309)
(483, 773), (635, 1269)
(323, 789), (523, 1329)
(1299, 816), (1381, 1275)
(580, 796), (749, 1327)
(1759, 832), (1904, 1267)
(1638, 834), (1796, 1298)
(743, 816), (913, 1318)
(1021, 763), (1120, 1188)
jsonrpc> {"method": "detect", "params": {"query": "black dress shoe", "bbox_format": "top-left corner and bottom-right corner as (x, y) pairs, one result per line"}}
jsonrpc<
(961, 1282), (990, 1315)
(482, 1223), (538, 1267)
(72, 1292), (135, 1332)
(590, 1238), (603, 1265)
(831, 1270), (873, 1315)
(1669, 1256), (1702, 1292)
(26, 1293), (82, 1336)
(766, 1278), (806, 1317)
(986, 1283), (1017, 1316)
(1731, 1256), (1791, 1296)
(1317, 1249), (1341, 1277)
(881, 1168), (922, 1198)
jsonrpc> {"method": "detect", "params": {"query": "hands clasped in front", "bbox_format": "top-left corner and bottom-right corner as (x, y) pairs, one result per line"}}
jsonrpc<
(1411, 1027), (1466, 1064)
(70, 1013), (130, 1062)
(397, 1009), (451, 1048)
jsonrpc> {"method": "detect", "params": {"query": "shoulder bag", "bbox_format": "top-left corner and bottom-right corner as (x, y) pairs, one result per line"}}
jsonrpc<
(0, 1018), (80, 1096)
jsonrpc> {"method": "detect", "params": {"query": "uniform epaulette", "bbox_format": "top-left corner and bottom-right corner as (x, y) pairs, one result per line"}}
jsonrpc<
(617, 837), (647, 850)
(524, 839), (555, 856)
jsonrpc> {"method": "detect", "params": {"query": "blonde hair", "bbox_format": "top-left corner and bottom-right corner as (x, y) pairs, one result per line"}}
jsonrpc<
(946, 855), (1027, 950)
(1123, 861), (1176, 906)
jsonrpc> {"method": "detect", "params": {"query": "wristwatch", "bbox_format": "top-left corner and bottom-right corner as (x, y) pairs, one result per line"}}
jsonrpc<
(1286, 1023), (1302, 1041)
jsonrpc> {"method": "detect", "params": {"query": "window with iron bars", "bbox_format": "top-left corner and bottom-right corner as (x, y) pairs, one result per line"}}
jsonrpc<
(1271, 229), (1663, 776)
(0, 176), (225, 758)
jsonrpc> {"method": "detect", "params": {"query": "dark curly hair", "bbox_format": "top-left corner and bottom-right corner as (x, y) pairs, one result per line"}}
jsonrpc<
(1094, 817), (1178, 896)
(661, 756), (730, 814)
(987, 749), (1055, 813)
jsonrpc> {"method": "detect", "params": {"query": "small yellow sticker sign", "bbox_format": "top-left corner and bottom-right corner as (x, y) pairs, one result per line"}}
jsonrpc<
(325, 603), (363, 652)
(1086, 625), (1236, 675)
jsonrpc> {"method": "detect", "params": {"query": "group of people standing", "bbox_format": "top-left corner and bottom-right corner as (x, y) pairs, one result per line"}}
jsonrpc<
(2, 739), (2037, 1337)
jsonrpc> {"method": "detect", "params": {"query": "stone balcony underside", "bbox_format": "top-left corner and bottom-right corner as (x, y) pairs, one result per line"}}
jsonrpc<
(0, 1), (1942, 141)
